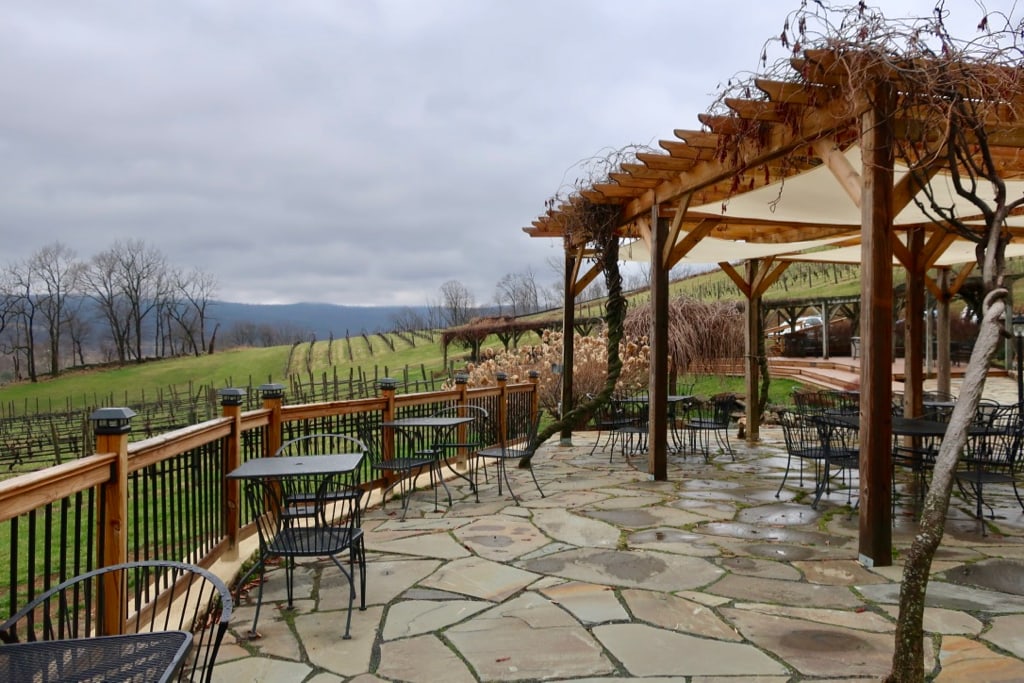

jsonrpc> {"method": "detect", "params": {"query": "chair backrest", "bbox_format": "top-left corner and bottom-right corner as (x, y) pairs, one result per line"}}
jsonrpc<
(588, 393), (626, 426)
(711, 393), (740, 425)
(795, 389), (858, 415)
(513, 411), (543, 457)
(779, 409), (824, 455)
(0, 560), (232, 683)
(431, 404), (495, 450)
(965, 403), (1023, 470)
(272, 433), (368, 515)
(275, 433), (368, 458)
(617, 392), (650, 427)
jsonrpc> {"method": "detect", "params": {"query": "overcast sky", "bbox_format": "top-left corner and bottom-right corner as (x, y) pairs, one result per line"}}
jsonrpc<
(1, 1), (1009, 307)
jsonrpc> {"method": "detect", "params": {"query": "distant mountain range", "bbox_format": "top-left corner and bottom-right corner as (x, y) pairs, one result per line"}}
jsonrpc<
(208, 301), (431, 339)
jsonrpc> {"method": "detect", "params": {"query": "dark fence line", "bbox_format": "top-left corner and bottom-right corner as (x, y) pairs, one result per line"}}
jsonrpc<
(0, 365), (455, 474)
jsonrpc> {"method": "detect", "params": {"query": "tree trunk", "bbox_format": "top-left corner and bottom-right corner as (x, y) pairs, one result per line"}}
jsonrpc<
(886, 291), (1007, 681)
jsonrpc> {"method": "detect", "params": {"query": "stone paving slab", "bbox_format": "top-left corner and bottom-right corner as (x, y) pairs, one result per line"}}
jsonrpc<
(212, 426), (1024, 682)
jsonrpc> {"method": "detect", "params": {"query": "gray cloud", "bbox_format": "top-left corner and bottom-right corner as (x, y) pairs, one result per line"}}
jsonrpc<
(0, 0), (1001, 305)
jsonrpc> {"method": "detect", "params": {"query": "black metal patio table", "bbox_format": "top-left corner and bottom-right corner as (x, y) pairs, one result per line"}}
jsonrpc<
(227, 452), (365, 481)
(0, 630), (193, 683)
(382, 416), (476, 508)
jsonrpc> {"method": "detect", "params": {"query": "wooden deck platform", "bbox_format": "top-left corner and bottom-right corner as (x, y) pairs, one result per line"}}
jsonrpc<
(767, 355), (1006, 392)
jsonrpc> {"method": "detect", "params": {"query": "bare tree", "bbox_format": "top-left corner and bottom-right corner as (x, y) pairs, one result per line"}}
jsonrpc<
(494, 268), (542, 317)
(80, 248), (133, 363)
(114, 239), (169, 362)
(439, 280), (475, 327)
(390, 306), (426, 333)
(6, 257), (41, 381)
(165, 267), (218, 357)
(30, 242), (83, 376)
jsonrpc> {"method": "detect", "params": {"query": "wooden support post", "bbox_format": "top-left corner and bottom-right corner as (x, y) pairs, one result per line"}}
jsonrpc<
(561, 249), (576, 445)
(745, 260), (761, 443)
(858, 85), (895, 567)
(936, 269), (952, 395)
(648, 211), (669, 481)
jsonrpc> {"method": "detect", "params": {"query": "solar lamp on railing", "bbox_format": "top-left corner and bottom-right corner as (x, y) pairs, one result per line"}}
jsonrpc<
(218, 387), (246, 407)
(89, 407), (137, 435)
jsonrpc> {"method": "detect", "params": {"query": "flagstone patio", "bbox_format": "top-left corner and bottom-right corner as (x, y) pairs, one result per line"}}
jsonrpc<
(211, 378), (1024, 682)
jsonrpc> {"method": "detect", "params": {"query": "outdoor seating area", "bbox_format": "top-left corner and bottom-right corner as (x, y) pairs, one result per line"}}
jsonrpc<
(6, 375), (1024, 681)
(588, 391), (740, 463)
(209, 397), (1024, 681)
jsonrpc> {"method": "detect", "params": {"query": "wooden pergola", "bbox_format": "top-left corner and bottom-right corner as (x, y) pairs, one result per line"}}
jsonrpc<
(523, 47), (1024, 567)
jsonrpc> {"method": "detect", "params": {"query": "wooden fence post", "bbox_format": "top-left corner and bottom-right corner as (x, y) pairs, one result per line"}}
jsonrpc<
(496, 372), (508, 446)
(91, 406), (135, 636)
(218, 388), (246, 551)
(529, 370), (541, 429)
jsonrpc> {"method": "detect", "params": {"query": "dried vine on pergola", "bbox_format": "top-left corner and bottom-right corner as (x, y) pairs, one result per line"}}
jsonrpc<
(526, 146), (655, 458)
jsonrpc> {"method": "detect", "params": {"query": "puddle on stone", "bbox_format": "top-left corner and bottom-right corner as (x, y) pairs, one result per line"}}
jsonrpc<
(682, 479), (743, 491)
(780, 629), (869, 652)
(629, 527), (704, 544)
(939, 558), (1024, 595)
(736, 504), (820, 526)
(744, 543), (818, 561)
(675, 490), (737, 502)
(585, 509), (660, 528)
(463, 534), (514, 548)
(699, 521), (840, 547)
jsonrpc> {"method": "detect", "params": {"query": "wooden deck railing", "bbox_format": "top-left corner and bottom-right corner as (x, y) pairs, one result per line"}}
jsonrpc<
(0, 373), (539, 624)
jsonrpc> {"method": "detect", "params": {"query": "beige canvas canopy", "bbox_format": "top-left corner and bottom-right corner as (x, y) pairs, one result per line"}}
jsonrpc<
(619, 146), (1024, 266)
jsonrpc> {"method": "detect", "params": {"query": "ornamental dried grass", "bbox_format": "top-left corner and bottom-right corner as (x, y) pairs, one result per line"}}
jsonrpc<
(455, 328), (649, 417)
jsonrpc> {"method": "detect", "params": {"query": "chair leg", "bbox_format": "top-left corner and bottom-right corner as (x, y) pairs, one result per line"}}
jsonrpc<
(328, 555), (356, 640)
(526, 461), (545, 498)
(1013, 481), (1024, 513)
(245, 560), (269, 638)
(775, 455), (793, 498)
(497, 458), (520, 504)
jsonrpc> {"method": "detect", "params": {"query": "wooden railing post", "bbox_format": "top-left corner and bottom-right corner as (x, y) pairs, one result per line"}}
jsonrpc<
(259, 383), (285, 457)
(496, 372), (509, 446)
(219, 388), (246, 550)
(378, 378), (398, 460)
(91, 407), (136, 636)
(453, 373), (470, 466)
(528, 370), (541, 427)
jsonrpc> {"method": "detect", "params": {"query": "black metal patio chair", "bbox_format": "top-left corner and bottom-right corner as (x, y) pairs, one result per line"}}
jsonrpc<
(0, 559), (232, 683)
(474, 412), (545, 504)
(357, 418), (438, 521)
(777, 408), (829, 499)
(428, 404), (492, 502)
(586, 393), (632, 458)
(236, 458), (366, 639)
(614, 390), (650, 461)
(678, 393), (740, 462)
(956, 403), (1024, 536)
